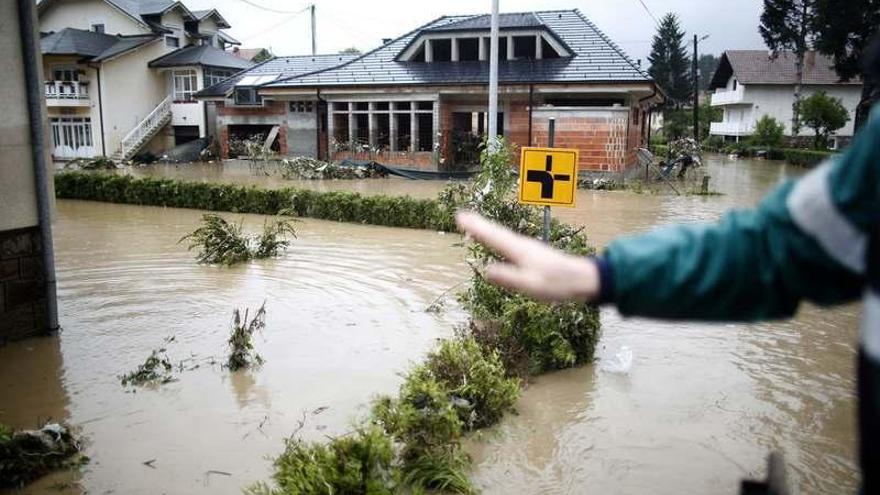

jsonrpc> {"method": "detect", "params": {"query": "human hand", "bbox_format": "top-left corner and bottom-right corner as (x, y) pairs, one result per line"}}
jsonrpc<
(455, 211), (600, 303)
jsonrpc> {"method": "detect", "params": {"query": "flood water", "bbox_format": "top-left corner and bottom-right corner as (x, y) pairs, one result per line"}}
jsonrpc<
(1, 155), (860, 494)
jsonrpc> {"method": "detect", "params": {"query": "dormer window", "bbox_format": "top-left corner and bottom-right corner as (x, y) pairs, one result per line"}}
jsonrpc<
(400, 30), (568, 63)
(234, 87), (262, 106)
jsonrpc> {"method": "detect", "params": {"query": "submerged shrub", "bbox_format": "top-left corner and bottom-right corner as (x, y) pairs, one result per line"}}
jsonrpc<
(227, 302), (266, 371)
(419, 338), (520, 429)
(0, 423), (85, 489)
(180, 213), (296, 266)
(250, 425), (398, 495)
(119, 348), (175, 386)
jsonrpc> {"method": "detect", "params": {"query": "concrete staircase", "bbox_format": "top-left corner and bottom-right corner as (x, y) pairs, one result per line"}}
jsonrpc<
(111, 96), (172, 161)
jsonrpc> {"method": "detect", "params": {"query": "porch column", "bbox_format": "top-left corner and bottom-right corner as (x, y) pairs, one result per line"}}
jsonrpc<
(478, 37), (487, 61)
(432, 100), (440, 167)
(389, 103), (398, 152)
(424, 39), (433, 62)
(368, 102), (377, 148)
(535, 34), (543, 59)
(451, 37), (460, 62)
(327, 102), (335, 150)
(507, 35), (514, 60)
(348, 102), (356, 145)
(410, 104), (417, 152)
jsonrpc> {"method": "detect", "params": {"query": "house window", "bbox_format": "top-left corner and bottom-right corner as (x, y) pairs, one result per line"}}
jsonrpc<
(458, 38), (480, 61)
(204, 68), (236, 87)
(51, 66), (79, 82)
(91, 23), (105, 33)
(732, 79), (738, 90)
(172, 69), (198, 102)
(512, 36), (537, 59)
(165, 36), (180, 48)
(234, 87), (262, 106)
(331, 100), (434, 152)
(289, 101), (314, 113)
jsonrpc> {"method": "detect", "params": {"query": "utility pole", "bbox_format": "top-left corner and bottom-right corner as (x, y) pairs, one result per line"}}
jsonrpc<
(693, 34), (699, 142)
(310, 4), (316, 56)
(487, 0), (499, 150)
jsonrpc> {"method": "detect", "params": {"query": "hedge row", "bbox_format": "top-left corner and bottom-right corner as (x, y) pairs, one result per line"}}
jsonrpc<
(54, 172), (456, 232)
(781, 148), (834, 167)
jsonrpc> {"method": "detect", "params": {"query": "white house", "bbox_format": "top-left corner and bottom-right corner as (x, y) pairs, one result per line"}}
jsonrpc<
(708, 50), (862, 146)
(37, 0), (254, 161)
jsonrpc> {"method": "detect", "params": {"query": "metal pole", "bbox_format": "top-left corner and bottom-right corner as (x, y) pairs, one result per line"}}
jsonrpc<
(543, 118), (555, 243)
(693, 34), (699, 142)
(487, 0), (499, 150)
(17, 0), (59, 333)
(310, 4), (317, 56)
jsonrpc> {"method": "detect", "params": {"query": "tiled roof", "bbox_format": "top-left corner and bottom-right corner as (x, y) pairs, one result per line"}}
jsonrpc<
(148, 44), (256, 69)
(41, 28), (157, 61)
(266, 10), (649, 89)
(425, 12), (543, 32)
(196, 54), (359, 97)
(709, 50), (861, 88)
(232, 48), (269, 61)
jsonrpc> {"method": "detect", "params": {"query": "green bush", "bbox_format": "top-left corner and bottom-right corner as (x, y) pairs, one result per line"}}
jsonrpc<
(249, 425), (398, 495)
(783, 148), (834, 167)
(752, 115), (785, 148)
(418, 337), (520, 429)
(649, 144), (669, 158)
(54, 172), (456, 232)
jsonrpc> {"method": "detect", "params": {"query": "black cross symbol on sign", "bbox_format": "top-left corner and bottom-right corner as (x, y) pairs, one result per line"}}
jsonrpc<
(526, 155), (571, 199)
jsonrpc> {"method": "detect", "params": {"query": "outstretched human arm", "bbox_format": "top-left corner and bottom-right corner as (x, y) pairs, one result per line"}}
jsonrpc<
(457, 109), (879, 322)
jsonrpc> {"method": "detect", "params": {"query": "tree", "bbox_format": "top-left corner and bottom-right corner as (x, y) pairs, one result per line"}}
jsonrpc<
(759, 0), (817, 135)
(698, 54), (720, 92)
(339, 47), (362, 55)
(252, 49), (274, 63)
(648, 13), (693, 108)
(812, 0), (880, 130)
(698, 101), (722, 140)
(798, 91), (850, 148)
(751, 115), (786, 147)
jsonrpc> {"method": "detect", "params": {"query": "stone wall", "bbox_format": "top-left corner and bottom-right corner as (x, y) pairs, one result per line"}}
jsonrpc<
(0, 227), (47, 343)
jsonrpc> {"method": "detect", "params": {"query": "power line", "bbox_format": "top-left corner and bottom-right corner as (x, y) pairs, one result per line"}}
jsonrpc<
(233, 0), (310, 15)
(239, 7), (311, 42)
(634, 0), (660, 26)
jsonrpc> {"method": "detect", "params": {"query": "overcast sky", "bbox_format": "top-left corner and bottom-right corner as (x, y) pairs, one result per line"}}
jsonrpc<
(185, 0), (768, 64)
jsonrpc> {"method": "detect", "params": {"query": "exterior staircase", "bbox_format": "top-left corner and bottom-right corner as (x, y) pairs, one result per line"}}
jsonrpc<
(111, 96), (172, 161)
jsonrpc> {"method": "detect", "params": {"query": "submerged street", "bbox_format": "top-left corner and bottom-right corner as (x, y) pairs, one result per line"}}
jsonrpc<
(0, 155), (859, 494)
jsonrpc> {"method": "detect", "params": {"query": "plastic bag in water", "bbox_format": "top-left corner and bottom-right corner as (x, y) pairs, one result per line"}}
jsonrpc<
(600, 345), (633, 375)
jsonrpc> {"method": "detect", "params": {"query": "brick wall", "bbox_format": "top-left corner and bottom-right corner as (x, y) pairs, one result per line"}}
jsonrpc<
(217, 101), (288, 159)
(0, 226), (47, 343)
(530, 109), (632, 172)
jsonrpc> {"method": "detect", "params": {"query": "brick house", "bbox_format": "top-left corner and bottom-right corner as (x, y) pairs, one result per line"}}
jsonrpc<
(199, 10), (663, 172)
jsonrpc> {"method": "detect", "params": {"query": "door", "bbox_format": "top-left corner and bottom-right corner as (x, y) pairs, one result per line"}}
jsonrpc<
(51, 117), (94, 159)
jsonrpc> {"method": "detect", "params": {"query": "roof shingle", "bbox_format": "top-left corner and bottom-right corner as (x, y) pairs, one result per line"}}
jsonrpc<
(266, 10), (649, 89)
(710, 50), (861, 88)
(196, 54), (359, 97)
(41, 28), (157, 61)
(148, 44), (256, 70)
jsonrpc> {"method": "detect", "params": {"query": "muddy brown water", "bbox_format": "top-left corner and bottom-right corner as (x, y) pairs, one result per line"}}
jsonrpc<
(1, 156), (859, 494)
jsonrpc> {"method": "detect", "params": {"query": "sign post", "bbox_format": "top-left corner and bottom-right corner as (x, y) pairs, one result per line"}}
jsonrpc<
(518, 118), (578, 243)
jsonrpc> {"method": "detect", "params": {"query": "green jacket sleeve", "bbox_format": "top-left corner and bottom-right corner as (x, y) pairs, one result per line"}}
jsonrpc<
(603, 109), (880, 322)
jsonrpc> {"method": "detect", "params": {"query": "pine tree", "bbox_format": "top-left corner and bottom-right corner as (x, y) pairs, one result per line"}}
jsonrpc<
(698, 54), (720, 92)
(812, 0), (880, 130)
(648, 13), (693, 108)
(759, 0), (816, 135)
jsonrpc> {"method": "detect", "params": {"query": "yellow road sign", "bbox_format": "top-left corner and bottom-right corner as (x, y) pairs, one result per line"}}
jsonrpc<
(518, 147), (579, 207)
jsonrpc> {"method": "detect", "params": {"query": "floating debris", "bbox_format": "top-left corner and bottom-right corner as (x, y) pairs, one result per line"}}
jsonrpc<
(120, 349), (175, 387)
(278, 156), (386, 180)
(0, 423), (87, 489)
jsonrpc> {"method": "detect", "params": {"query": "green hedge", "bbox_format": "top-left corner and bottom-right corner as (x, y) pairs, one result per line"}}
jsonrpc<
(54, 172), (456, 231)
(649, 144), (669, 158)
(782, 148), (834, 167)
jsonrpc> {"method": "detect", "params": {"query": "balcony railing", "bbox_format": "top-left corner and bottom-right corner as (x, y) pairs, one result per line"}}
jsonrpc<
(710, 89), (745, 106)
(45, 81), (89, 100)
(710, 121), (754, 136)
